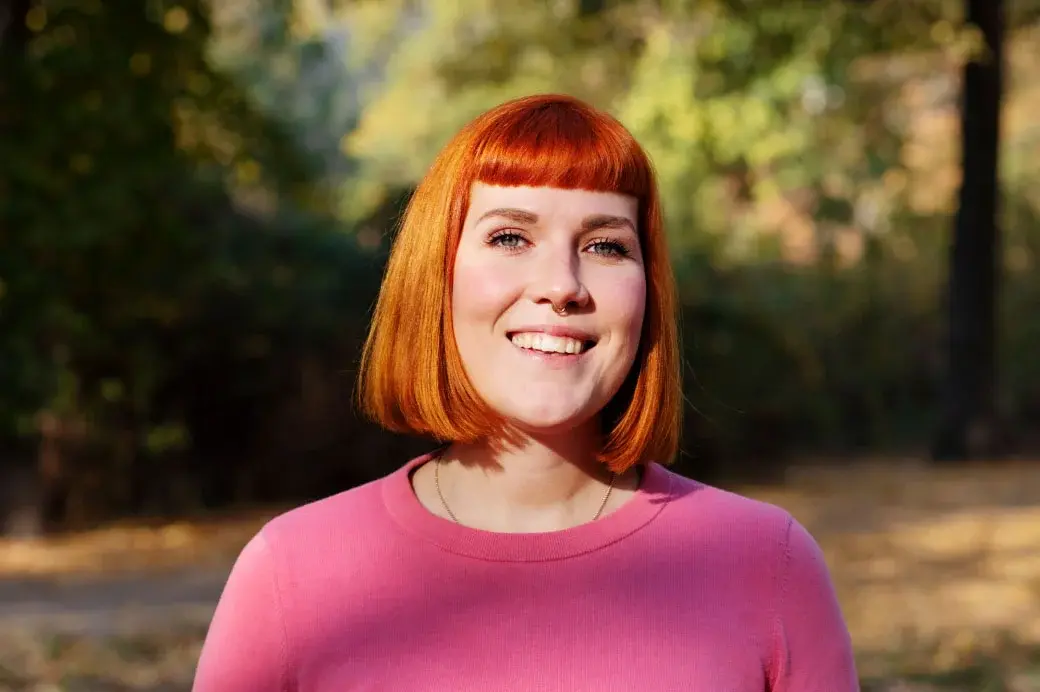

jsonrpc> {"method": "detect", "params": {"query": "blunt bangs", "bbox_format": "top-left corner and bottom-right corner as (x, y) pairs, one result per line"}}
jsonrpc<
(468, 98), (654, 203)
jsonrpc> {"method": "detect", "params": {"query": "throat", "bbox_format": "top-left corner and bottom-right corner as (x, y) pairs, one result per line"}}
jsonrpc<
(417, 444), (639, 533)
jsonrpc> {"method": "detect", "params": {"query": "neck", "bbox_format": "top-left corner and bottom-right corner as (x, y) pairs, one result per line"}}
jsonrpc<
(436, 422), (619, 532)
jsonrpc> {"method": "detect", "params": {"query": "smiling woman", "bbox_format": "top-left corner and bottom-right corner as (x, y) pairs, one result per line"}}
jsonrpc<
(358, 94), (679, 476)
(191, 95), (859, 692)
(452, 184), (646, 453)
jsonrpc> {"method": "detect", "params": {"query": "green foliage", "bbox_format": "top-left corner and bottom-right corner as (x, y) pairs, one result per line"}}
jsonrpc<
(340, 0), (967, 242)
(3, 0), (1040, 522)
(0, 0), (373, 517)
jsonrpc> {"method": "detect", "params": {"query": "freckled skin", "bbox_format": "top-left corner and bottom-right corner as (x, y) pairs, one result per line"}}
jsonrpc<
(452, 184), (646, 433)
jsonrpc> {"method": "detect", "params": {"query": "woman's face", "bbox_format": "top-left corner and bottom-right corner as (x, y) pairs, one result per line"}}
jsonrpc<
(452, 183), (646, 434)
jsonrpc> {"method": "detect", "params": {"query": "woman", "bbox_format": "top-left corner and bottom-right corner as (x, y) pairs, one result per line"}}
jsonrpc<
(192, 94), (858, 691)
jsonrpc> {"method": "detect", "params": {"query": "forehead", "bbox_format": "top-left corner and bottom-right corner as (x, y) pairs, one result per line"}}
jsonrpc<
(467, 183), (637, 222)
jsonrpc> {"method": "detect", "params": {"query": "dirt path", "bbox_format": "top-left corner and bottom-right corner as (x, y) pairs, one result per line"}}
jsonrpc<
(0, 509), (272, 638)
(0, 568), (230, 636)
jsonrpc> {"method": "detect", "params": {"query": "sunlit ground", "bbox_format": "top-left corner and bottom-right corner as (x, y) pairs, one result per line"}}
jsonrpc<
(1, 460), (1038, 691)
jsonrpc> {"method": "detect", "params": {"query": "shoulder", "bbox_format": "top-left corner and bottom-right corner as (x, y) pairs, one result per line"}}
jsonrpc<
(657, 465), (798, 547)
(655, 468), (852, 653)
(651, 466), (834, 588)
(234, 451), (429, 574)
(668, 473), (863, 687)
(249, 452), (433, 569)
(257, 462), (405, 561)
(266, 475), (385, 536)
(195, 467), (410, 690)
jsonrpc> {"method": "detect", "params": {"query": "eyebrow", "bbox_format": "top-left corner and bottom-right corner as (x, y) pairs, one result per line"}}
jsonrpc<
(475, 208), (637, 233)
(580, 214), (636, 234)
(476, 208), (539, 225)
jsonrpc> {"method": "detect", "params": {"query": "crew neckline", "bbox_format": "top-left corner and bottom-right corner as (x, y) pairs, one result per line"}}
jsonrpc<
(381, 451), (676, 562)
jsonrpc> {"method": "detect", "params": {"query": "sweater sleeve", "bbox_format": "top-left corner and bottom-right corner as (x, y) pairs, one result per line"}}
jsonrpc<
(192, 529), (292, 692)
(770, 516), (859, 692)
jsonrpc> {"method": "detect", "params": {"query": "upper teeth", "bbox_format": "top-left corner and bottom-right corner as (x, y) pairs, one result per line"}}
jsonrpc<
(511, 333), (588, 354)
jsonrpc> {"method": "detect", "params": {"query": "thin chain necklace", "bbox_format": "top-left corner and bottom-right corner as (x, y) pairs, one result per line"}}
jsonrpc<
(434, 457), (617, 525)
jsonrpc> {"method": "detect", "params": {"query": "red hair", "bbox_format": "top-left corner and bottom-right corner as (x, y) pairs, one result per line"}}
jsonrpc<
(357, 94), (681, 473)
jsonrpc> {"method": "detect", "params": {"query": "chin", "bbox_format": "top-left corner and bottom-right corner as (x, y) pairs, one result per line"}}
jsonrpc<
(500, 402), (600, 437)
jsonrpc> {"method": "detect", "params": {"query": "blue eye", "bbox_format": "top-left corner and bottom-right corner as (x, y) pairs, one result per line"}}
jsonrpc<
(587, 240), (630, 258)
(489, 232), (526, 249)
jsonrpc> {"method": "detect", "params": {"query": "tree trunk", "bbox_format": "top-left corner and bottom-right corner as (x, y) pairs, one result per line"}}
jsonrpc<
(932, 0), (1006, 461)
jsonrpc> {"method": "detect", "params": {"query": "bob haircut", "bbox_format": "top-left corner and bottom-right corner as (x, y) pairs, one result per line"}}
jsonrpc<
(357, 93), (681, 473)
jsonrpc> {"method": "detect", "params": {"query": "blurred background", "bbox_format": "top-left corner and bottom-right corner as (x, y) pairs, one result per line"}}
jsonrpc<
(1, 0), (1039, 689)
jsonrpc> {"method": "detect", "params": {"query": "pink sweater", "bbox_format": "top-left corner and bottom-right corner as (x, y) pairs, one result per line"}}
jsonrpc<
(193, 453), (858, 691)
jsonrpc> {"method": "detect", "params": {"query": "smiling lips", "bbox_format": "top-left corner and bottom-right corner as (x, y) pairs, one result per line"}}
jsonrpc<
(508, 330), (597, 356)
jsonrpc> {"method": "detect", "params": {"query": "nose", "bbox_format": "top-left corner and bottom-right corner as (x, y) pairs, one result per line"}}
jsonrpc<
(529, 243), (589, 314)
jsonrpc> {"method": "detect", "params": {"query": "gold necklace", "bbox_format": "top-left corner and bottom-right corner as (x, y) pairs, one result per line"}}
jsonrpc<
(434, 458), (617, 525)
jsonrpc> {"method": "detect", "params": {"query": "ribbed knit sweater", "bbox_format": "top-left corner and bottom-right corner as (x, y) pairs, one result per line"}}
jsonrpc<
(192, 453), (859, 691)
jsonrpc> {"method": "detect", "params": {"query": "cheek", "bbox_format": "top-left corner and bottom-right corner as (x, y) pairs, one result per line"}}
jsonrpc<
(594, 271), (646, 339)
(451, 257), (519, 324)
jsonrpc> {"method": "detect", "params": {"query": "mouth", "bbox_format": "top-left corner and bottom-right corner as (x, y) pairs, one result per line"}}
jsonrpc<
(507, 332), (598, 356)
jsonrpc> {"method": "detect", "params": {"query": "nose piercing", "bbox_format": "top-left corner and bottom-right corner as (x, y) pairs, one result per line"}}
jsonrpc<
(552, 302), (568, 316)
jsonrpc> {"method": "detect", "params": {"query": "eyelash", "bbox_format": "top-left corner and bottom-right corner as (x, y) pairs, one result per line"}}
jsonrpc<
(486, 231), (632, 258)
